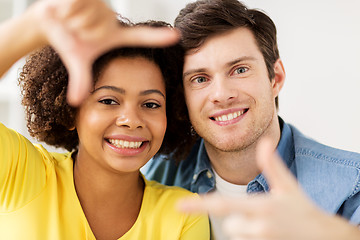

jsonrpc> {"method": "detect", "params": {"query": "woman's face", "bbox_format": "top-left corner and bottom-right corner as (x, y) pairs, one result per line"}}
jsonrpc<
(75, 56), (166, 174)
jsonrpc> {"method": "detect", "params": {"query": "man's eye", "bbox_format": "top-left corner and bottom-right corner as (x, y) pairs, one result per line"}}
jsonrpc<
(99, 99), (117, 105)
(144, 102), (161, 109)
(193, 76), (207, 84)
(235, 67), (248, 74)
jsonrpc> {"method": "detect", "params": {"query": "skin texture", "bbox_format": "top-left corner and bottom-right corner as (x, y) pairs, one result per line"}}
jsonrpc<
(183, 28), (285, 184)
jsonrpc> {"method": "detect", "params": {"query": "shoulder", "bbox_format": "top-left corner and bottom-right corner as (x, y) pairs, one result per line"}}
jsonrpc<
(135, 178), (209, 239)
(142, 177), (202, 224)
(142, 177), (200, 215)
(286, 124), (360, 214)
(34, 144), (73, 165)
(144, 139), (203, 188)
(0, 123), (73, 211)
(0, 122), (71, 165)
(144, 178), (197, 200)
(289, 124), (360, 166)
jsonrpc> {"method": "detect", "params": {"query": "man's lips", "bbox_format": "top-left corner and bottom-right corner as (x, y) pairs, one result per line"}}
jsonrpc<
(210, 108), (249, 122)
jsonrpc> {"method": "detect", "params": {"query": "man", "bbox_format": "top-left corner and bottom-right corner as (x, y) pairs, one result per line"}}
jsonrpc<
(144, 0), (360, 238)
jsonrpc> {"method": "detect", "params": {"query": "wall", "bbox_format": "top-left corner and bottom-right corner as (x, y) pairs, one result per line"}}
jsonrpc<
(1, 0), (359, 153)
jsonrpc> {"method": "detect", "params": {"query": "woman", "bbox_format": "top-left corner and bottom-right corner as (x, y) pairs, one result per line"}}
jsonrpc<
(0, 0), (209, 239)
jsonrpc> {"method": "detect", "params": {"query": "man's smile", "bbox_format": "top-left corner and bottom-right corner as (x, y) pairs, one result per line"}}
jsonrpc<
(211, 109), (248, 122)
(210, 108), (249, 124)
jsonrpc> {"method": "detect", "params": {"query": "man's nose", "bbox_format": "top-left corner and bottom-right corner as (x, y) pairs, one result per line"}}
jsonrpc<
(209, 77), (238, 104)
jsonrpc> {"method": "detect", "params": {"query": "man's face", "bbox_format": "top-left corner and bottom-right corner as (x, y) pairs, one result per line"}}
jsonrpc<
(183, 27), (282, 153)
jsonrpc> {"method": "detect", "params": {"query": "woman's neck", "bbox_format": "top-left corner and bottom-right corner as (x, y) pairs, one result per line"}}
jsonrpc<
(73, 156), (144, 240)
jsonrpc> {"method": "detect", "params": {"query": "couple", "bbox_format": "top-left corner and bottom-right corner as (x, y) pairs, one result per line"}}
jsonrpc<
(1, 0), (360, 239)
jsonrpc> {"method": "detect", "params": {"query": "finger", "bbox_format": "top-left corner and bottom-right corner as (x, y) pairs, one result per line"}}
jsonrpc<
(52, 0), (84, 20)
(178, 194), (266, 216)
(223, 214), (253, 239)
(178, 194), (240, 215)
(41, 9), (91, 106)
(58, 2), (112, 34)
(256, 138), (298, 193)
(177, 195), (217, 214)
(115, 26), (180, 47)
(65, 59), (92, 106)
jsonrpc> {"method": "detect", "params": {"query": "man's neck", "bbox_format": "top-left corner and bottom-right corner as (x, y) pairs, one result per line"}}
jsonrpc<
(204, 115), (281, 185)
(205, 141), (260, 185)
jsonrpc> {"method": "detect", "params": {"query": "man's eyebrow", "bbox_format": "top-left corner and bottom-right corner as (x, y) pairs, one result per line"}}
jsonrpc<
(183, 56), (257, 78)
(225, 56), (257, 68)
(183, 68), (207, 79)
(92, 86), (165, 98)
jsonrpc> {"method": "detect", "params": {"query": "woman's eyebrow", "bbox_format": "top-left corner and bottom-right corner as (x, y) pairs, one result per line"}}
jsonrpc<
(92, 85), (125, 94)
(140, 89), (165, 98)
(92, 86), (165, 98)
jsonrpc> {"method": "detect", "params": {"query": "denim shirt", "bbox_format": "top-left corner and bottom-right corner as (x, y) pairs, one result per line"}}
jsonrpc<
(144, 117), (360, 223)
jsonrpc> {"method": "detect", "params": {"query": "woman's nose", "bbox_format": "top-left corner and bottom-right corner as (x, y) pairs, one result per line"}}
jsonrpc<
(115, 108), (144, 129)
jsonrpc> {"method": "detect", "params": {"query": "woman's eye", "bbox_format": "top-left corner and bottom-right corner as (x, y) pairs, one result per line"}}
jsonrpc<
(99, 99), (118, 105)
(144, 102), (161, 109)
(234, 67), (248, 74)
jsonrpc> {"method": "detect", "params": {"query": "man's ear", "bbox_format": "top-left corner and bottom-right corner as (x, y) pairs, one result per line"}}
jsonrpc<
(271, 59), (286, 98)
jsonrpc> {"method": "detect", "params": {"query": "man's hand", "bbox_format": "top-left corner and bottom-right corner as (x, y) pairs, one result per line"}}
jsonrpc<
(179, 138), (360, 240)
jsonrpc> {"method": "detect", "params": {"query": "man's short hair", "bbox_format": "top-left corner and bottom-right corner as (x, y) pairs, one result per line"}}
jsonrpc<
(175, 0), (280, 107)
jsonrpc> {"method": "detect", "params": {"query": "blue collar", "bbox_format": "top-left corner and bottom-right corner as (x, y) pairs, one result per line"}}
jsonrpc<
(277, 117), (296, 170)
(249, 117), (296, 192)
(191, 117), (296, 193)
(192, 139), (213, 185)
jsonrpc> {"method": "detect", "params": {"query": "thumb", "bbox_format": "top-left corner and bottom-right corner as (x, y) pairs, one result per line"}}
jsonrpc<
(65, 58), (92, 106)
(256, 138), (298, 193)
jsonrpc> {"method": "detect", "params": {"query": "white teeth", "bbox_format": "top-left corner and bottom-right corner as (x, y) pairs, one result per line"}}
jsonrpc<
(108, 139), (142, 149)
(214, 110), (244, 122)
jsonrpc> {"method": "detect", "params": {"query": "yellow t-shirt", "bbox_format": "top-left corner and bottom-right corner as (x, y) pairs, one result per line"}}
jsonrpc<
(0, 123), (209, 239)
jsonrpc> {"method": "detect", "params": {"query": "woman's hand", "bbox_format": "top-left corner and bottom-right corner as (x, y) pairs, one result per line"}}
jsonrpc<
(0, 0), (179, 105)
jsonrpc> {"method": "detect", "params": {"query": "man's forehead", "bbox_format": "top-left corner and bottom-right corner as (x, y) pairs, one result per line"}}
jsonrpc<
(183, 28), (261, 70)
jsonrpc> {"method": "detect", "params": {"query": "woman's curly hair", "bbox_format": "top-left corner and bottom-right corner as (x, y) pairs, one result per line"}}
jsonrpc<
(19, 46), (78, 151)
(18, 20), (195, 162)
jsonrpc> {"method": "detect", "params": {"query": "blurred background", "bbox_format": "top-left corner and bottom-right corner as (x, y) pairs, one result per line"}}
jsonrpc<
(0, 0), (359, 153)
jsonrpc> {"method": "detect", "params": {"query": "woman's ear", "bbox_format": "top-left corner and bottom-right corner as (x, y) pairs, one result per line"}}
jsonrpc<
(271, 59), (286, 98)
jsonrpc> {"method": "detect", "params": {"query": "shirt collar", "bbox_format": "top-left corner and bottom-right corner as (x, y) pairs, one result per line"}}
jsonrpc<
(251, 117), (295, 192)
(191, 117), (296, 193)
(192, 138), (213, 184)
(277, 117), (295, 169)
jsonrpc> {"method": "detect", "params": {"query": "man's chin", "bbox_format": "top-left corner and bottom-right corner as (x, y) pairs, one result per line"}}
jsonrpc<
(204, 139), (252, 153)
